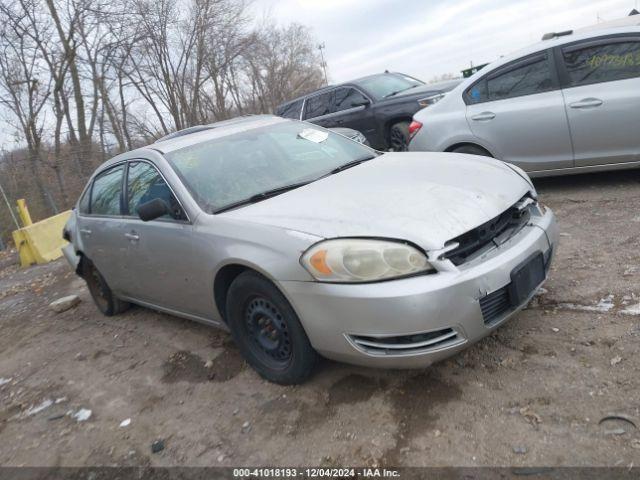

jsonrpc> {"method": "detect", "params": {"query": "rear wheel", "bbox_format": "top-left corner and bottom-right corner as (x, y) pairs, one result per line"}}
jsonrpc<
(82, 260), (130, 316)
(451, 144), (492, 157)
(389, 122), (410, 152)
(226, 271), (318, 384)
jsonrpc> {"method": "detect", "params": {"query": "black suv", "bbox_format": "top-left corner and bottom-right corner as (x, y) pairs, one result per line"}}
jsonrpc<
(275, 72), (460, 151)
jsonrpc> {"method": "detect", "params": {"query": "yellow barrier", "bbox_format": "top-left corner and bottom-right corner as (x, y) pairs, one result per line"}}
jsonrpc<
(12, 210), (72, 267)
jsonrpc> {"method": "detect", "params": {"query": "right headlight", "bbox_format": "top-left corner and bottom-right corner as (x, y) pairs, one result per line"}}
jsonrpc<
(300, 238), (435, 283)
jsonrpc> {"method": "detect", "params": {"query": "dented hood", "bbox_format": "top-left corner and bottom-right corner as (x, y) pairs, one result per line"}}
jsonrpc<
(222, 152), (532, 251)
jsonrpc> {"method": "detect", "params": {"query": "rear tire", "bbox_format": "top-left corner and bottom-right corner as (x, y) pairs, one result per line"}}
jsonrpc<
(388, 122), (410, 152)
(226, 271), (318, 384)
(82, 260), (130, 316)
(451, 144), (492, 157)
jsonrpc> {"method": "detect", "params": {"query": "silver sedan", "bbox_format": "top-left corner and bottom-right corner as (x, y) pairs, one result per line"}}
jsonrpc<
(63, 115), (558, 384)
(408, 27), (640, 177)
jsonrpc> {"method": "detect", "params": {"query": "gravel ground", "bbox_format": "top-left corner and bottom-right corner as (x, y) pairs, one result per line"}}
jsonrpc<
(0, 169), (639, 467)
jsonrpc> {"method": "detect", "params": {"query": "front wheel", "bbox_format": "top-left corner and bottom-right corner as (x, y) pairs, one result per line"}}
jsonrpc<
(226, 271), (318, 384)
(388, 122), (410, 152)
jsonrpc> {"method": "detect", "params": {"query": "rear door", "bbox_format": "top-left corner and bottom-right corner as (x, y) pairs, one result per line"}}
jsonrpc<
(120, 160), (208, 316)
(76, 164), (129, 293)
(465, 51), (574, 172)
(558, 35), (640, 167)
(330, 87), (377, 141)
(301, 90), (335, 127)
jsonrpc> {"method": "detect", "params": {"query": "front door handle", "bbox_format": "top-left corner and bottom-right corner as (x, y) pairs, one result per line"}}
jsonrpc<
(471, 112), (496, 121)
(124, 232), (140, 242)
(80, 228), (92, 236)
(569, 98), (603, 109)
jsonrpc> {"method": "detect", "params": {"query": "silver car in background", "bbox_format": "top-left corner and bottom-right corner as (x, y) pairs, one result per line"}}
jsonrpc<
(408, 27), (640, 176)
(63, 115), (557, 384)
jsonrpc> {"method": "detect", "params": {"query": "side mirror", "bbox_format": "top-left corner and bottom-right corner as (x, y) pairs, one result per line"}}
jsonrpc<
(137, 198), (169, 222)
(351, 99), (370, 108)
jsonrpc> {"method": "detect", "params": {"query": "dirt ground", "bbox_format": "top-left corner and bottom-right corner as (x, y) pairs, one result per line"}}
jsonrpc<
(0, 169), (639, 468)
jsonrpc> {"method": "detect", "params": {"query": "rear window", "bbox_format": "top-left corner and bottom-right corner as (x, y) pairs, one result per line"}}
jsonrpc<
(277, 99), (304, 119)
(303, 91), (333, 119)
(563, 39), (640, 87)
(90, 165), (124, 216)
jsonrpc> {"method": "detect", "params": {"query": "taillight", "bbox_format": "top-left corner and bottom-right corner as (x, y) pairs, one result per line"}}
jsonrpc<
(408, 120), (422, 139)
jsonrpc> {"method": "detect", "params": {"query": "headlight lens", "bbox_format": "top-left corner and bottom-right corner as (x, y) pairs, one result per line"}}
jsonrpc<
(301, 239), (435, 282)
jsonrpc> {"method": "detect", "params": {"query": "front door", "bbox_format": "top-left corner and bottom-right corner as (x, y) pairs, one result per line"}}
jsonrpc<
(120, 160), (208, 316)
(465, 52), (574, 172)
(559, 36), (640, 167)
(330, 87), (377, 143)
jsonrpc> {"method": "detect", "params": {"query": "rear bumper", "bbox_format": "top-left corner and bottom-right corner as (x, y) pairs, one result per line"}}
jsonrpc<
(62, 243), (80, 272)
(280, 208), (558, 368)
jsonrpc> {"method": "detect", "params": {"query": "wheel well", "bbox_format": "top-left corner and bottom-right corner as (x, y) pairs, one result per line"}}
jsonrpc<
(76, 251), (87, 277)
(385, 117), (412, 143)
(213, 264), (250, 322)
(445, 142), (493, 156)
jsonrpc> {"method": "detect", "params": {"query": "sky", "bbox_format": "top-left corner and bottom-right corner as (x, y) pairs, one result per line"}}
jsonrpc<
(251, 0), (638, 83)
(0, 0), (637, 151)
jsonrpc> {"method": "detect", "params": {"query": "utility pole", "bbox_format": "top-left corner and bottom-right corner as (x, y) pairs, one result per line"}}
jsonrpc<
(0, 179), (20, 229)
(317, 43), (328, 85)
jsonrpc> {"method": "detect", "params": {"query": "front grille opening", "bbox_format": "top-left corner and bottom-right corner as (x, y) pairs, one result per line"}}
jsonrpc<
(445, 196), (533, 266)
(349, 327), (462, 355)
(479, 286), (511, 325)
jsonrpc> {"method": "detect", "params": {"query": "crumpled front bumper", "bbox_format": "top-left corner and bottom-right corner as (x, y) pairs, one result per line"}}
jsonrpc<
(279, 208), (558, 368)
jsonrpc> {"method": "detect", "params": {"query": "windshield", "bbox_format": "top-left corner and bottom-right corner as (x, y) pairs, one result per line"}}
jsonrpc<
(355, 73), (423, 100)
(164, 121), (376, 213)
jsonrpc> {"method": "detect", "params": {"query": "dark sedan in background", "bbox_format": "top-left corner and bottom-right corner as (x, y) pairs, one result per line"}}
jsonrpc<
(276, 72), (460, 151)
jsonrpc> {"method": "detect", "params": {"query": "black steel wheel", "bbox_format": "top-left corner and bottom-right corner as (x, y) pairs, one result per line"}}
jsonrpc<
(244, 296), (292, 369)
(226, 271), (318, 384)
(389, 121), (410, 152)
(82, 259), (130, 316)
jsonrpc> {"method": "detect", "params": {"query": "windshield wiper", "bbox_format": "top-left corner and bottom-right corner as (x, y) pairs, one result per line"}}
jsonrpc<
(327, 154), (377, 175)
(212, 181), (311, 214)
(383, 84), (420, 98)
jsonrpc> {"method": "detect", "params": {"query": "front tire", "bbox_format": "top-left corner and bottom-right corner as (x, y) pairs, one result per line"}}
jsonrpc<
(226, 271), (318, 384)
(389, 122), (410, 152)
(82, 260), (130, 316)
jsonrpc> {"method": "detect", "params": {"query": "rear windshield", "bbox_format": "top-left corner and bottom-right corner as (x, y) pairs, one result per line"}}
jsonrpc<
(164, 121), (374, 213)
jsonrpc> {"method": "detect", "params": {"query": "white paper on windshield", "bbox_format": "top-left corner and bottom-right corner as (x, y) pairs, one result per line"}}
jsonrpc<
(298, 128), (329, 143)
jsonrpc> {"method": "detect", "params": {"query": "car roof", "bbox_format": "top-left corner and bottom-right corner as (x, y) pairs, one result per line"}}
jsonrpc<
(461, 26), (640, 86)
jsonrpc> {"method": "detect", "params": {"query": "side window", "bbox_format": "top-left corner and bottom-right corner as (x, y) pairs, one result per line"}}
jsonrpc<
(466, 55), (553, 104)
(303, 91), (333, 119)
(465, 81), (489, 104)
(333, 88), (368, 113)
(90, 165), (124, 216)
(278, 100), (304, 119)
(563, 40), (640, 87)
(78, 185), (91, 214)
(126, 161), (186, 221)
(486, 56), (553, 101)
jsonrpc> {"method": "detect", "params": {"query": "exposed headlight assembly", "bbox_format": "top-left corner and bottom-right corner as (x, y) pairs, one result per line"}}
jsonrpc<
(301, 239), (435, 283)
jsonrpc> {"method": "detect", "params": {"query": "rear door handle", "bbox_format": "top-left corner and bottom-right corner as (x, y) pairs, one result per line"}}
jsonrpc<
(471, 112), (496, 121)
(80, 228), (92, 236)
(124, 232), (140, 242)
(569, 98), (603, 109)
